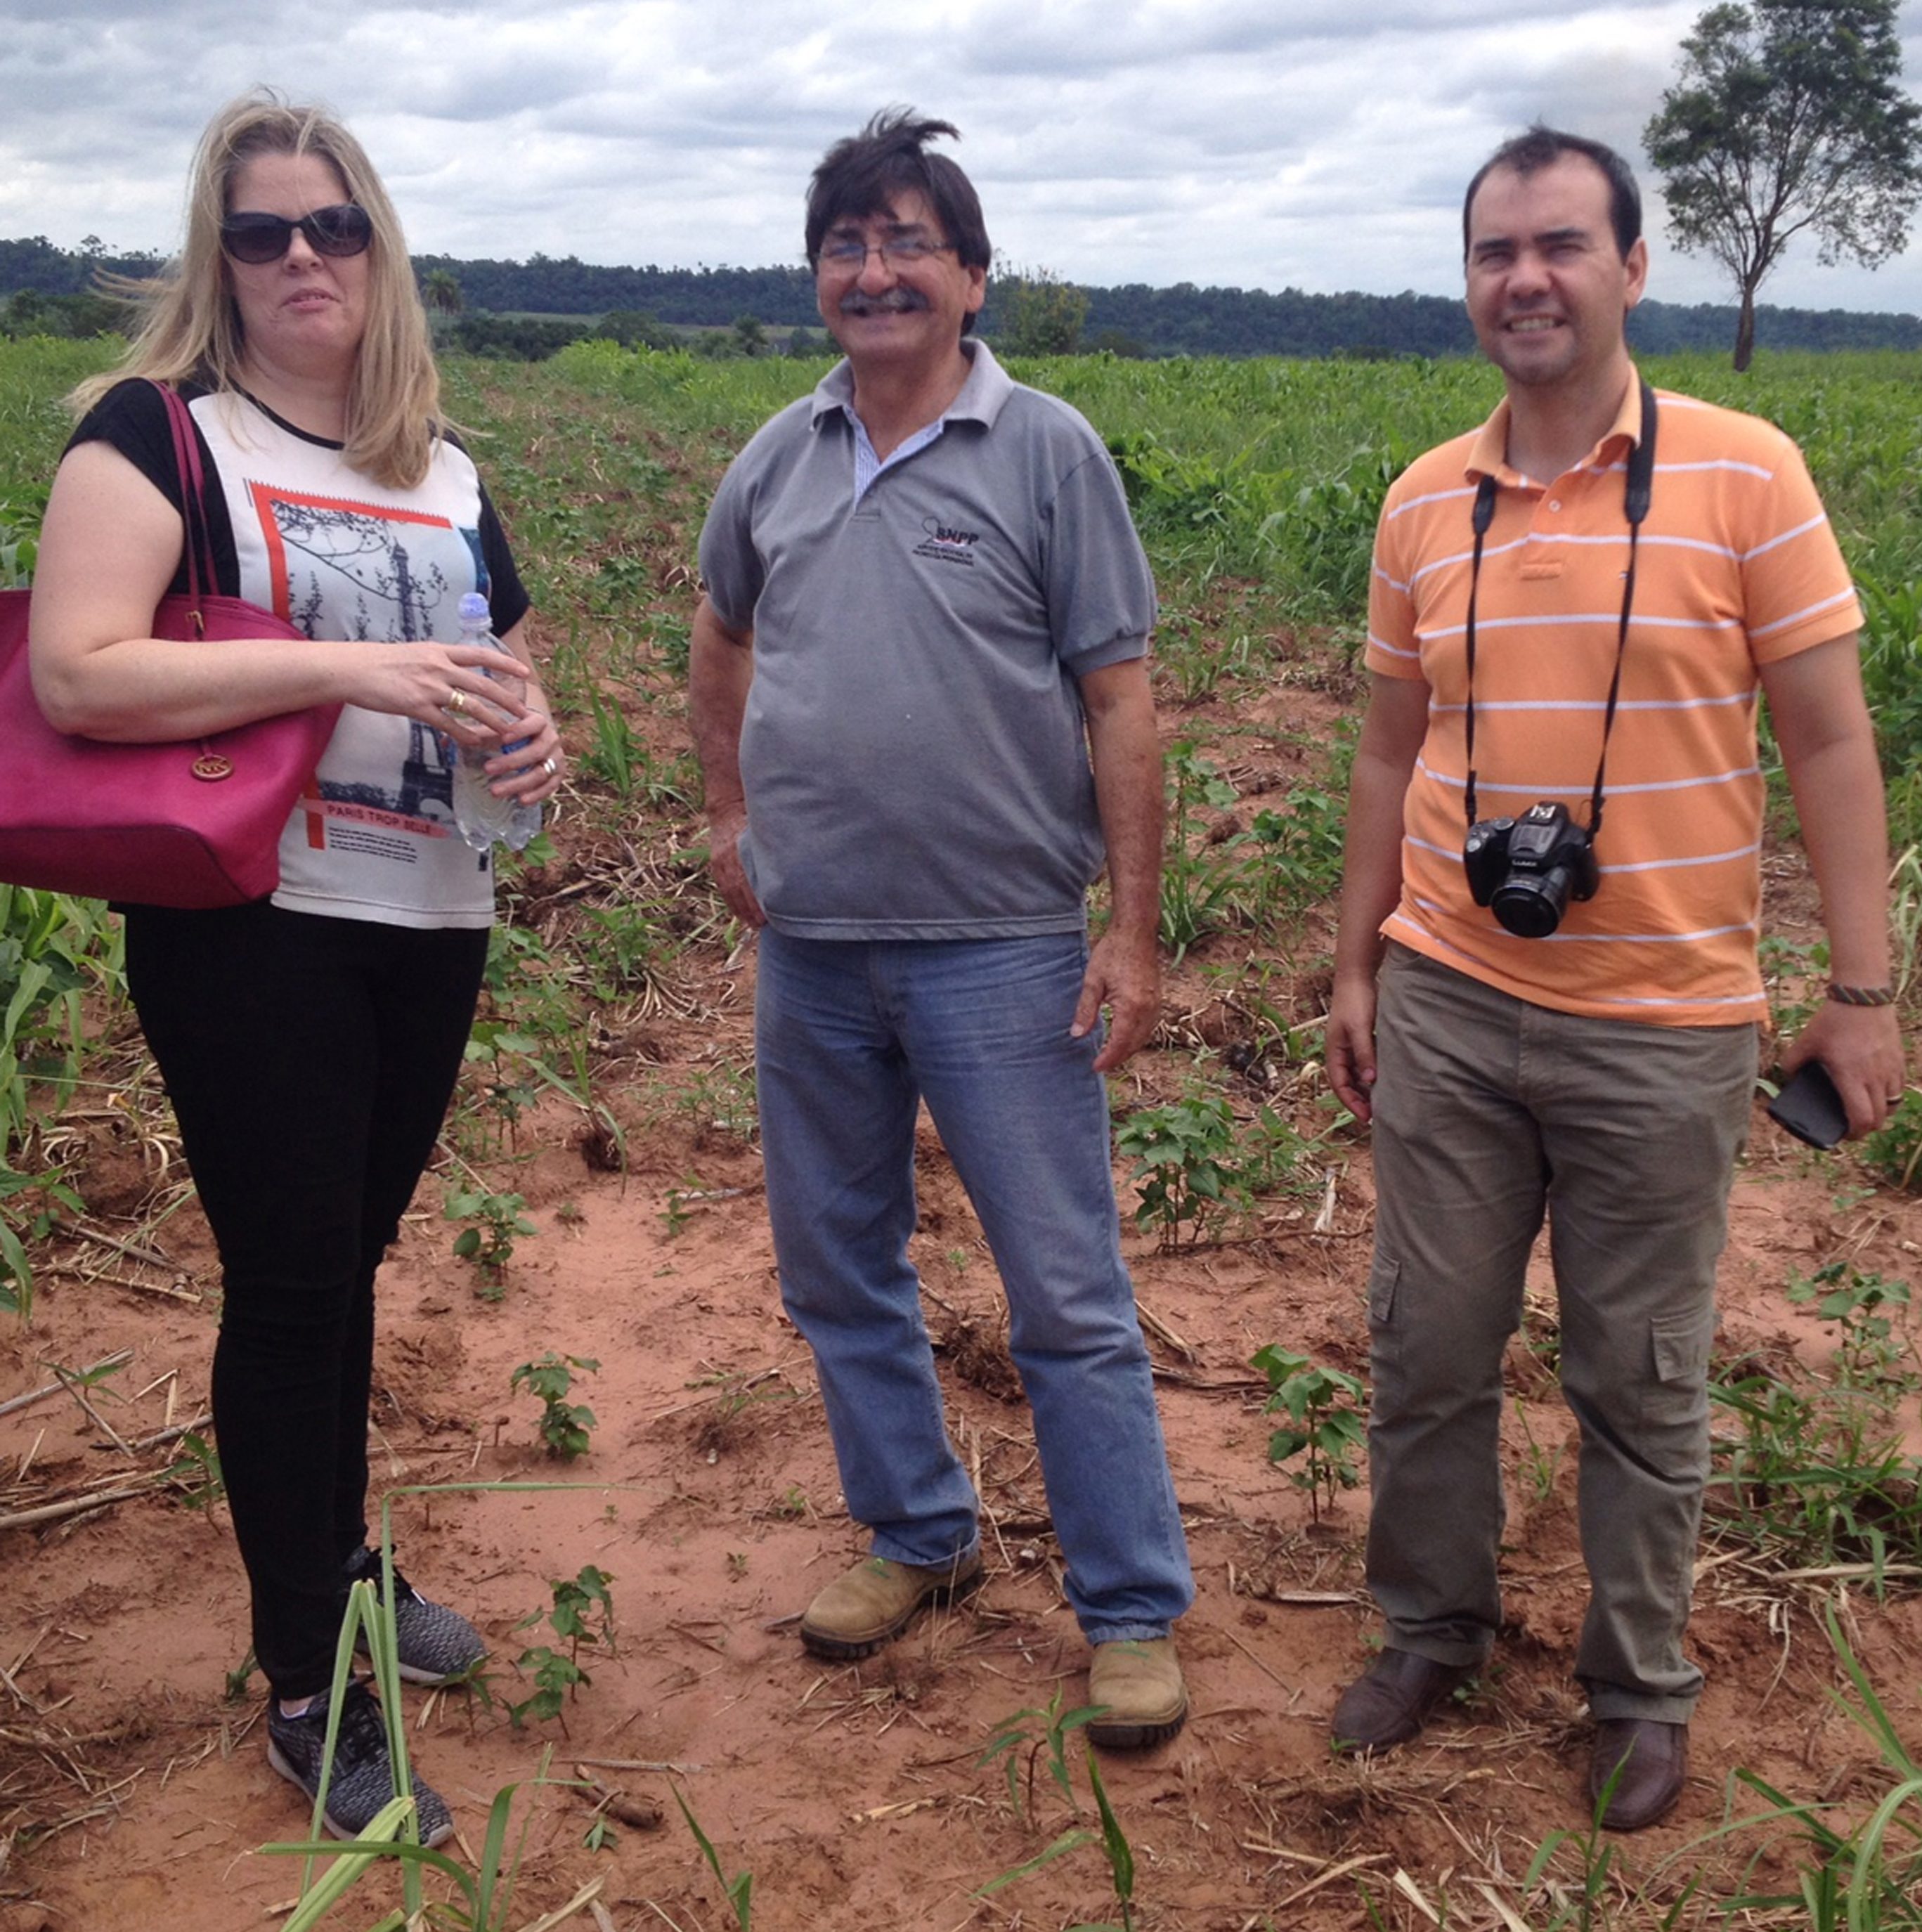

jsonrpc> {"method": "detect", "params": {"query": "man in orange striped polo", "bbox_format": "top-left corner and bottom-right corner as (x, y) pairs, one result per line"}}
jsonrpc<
(1325, 125), (1906, 1831)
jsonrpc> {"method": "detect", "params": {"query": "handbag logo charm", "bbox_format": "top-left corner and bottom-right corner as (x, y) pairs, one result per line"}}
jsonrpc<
(191, 751), (235, 782)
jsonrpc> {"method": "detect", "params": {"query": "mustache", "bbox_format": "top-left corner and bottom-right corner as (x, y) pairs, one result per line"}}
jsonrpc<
(838, 288), (930, 316)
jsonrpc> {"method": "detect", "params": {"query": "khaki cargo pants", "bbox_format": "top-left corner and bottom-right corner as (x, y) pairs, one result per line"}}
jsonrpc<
(1364, 945), (1756, 1723)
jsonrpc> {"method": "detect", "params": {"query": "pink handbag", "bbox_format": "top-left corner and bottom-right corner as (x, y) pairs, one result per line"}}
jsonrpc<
(0, 382), (342, 907)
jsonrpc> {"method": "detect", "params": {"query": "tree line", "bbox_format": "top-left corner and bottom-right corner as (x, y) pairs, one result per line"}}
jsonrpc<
(4, 233), (1919, 362)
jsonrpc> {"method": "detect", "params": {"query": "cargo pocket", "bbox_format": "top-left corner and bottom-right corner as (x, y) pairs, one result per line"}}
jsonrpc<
(1367, 1252), (1401, 1331)
(1641, 1304), (1715, 1440)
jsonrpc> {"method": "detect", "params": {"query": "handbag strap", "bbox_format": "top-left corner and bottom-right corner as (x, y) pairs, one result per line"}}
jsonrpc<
(150, 380), (219, 614)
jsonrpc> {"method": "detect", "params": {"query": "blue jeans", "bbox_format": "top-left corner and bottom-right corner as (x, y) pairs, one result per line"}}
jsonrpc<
(755, 929), (1193, 1644)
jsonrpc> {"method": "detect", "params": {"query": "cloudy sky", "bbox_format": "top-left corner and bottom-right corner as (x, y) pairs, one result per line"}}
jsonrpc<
(5, 0), (1922, 316)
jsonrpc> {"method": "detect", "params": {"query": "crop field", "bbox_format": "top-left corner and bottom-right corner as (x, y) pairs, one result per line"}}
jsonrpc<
(0, 332), (1918, 1932)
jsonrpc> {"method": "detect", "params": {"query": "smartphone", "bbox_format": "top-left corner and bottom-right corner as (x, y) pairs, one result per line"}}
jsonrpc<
(1767, 1060), (1848, 1150)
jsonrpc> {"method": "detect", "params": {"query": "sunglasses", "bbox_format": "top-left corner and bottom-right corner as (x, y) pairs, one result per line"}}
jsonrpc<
(220, 204), (373, 265)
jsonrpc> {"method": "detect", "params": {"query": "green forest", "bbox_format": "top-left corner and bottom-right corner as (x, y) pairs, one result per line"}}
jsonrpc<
(4, 232), (1919, 360)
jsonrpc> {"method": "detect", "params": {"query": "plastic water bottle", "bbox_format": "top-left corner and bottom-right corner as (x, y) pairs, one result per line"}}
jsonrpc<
(450, 592), (541, 853)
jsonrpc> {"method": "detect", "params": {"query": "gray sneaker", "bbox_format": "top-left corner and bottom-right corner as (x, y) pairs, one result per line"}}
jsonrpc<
(342, 1548), (486, 1685)
(266, 1679), (454, 1845)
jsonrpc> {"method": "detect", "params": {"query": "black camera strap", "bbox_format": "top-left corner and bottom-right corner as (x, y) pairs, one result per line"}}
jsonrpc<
(1461, 380), (1658, 837)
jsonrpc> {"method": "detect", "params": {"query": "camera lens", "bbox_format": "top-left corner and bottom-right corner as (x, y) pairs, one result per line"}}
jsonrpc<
(1491, 871), (1571, 938)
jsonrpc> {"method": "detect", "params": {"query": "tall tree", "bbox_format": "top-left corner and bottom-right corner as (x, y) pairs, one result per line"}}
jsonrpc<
(992, 266), (1090, 356)
(1645, 1), (1922, 369)
(421, 267), (464, 318)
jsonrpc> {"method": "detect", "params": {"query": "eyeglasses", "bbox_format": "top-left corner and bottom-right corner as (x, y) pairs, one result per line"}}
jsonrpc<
(817, 233), (956, 271)
(220, 204), (374, 265)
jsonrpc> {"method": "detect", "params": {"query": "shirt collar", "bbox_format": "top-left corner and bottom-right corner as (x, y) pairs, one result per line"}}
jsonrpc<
(809, 337), (1013, 433)
(1465, 367), (1645, 486)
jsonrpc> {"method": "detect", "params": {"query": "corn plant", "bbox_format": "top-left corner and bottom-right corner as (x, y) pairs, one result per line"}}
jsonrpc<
(975, 1699), (1140, 1931)
(673, 1787), (753, 1931)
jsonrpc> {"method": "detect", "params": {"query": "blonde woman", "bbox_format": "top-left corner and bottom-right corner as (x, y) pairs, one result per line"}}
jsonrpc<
(30, 89), (564, 1842)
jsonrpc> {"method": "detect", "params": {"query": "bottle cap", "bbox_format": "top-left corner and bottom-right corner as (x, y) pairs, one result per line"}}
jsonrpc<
(457, 592), (490, 623)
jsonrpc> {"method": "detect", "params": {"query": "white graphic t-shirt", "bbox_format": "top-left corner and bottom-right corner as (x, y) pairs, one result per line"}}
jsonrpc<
(78, 381), (528, 929)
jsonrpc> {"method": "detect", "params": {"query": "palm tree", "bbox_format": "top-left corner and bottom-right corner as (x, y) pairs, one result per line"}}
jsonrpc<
(422, 268), (463, 318)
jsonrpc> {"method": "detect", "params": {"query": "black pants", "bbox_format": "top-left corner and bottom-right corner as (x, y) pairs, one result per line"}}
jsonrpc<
(125, 901), (487, 1699)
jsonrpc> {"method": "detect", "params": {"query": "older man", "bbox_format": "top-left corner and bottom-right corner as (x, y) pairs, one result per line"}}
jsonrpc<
(1326, 126), (1904, 1828)
(689, 109), (1193, 1746)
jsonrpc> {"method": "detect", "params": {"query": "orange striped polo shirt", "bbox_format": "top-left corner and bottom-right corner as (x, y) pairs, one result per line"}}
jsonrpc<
(1366, 376), (1861, 1026)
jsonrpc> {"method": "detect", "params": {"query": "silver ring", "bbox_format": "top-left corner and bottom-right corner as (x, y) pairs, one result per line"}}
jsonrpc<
(448, 689), (467, 715)
(543, 756), (557, 777)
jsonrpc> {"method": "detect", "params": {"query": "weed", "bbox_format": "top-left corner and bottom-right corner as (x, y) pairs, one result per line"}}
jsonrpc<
(576, 901), (669, 1000)
(1158, 744), (1249, 962)
(1238, 1102), (1319, 1198)
(0, 884), (121, 1317)
(448, 1186), (537, 1295)
(1786, 1262), (1916, 1392)
(165, 1430), (226, 1511)
(1890, 841), (1921, 1000)
(651, 614), (694, 679)
(1758, 931), (1827, 1040)
(1721, 1603), (1922, 1930)
(510, 1353), (599, 1458)
(1862, 1090), (1922, 1193)
(224, 1649), (259, 1703)
(666, 1061), (759, 1144)
(1516, 1788), (1622, 1932)
(662, 1185), (691, 1239)
(0, 1166), (79, 1321)
(1246, 770), (1351, 923)
(1707, 1363), (1921, 1578)
(1252, 1344), (1366, 1522)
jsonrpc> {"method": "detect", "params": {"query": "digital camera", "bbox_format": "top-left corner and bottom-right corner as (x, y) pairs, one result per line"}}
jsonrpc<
(1462, 801), (1600, 939)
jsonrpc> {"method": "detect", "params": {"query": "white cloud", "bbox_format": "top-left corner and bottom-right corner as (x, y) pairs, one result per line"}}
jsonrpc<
(0, 0), (1916, 315)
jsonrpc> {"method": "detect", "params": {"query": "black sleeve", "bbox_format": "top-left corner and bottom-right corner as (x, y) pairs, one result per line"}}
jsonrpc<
(66, 379), (238, 599)
(477, 481), (531, 635)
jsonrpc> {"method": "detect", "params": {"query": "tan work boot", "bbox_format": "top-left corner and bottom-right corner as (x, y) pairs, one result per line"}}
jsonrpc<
(799, 1550), (985, 1660)
(1086, 1638), (1188, 1748)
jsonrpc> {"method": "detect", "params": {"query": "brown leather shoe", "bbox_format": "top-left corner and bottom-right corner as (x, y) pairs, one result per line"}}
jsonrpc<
(799, 1550), (984, 1660)
(1330, 1649), (1474, 1753)
(1086, 1638), (1188, 1750)
(1589, 1718), (1688, 1831)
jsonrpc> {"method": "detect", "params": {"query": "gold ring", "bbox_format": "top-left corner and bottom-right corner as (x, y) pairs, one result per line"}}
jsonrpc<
(543, 756), (558, 777)
(449, 689), (467, 715)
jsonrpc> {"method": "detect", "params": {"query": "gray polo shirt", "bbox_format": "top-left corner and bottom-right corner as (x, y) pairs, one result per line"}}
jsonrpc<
(699, 342), (1156, 940)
